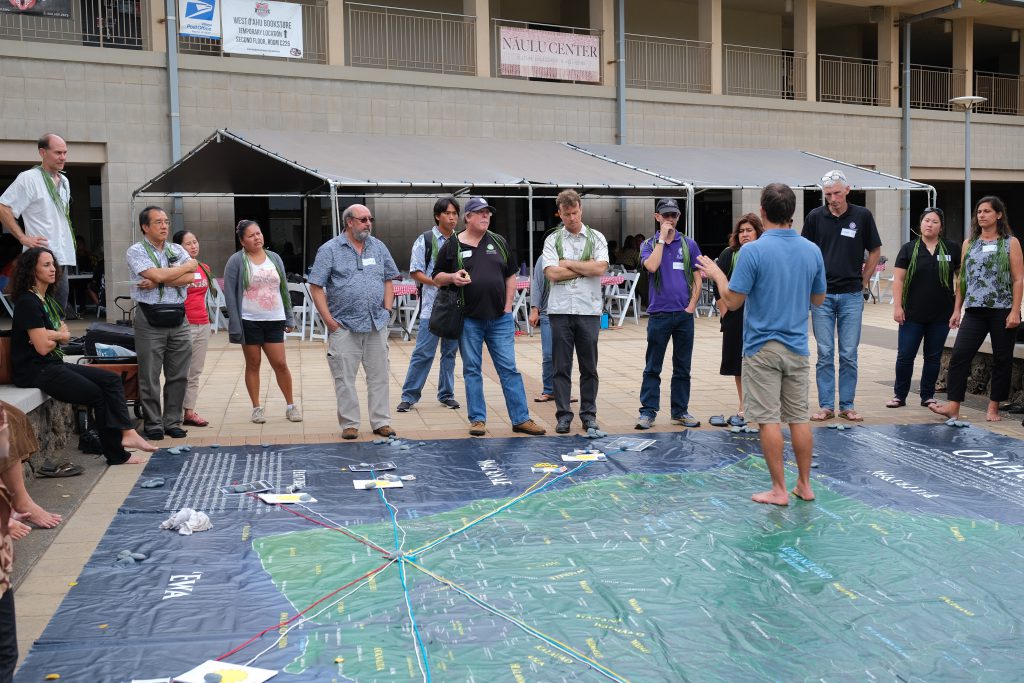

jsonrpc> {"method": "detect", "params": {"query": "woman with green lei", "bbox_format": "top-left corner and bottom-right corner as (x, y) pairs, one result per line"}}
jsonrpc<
(930, 196), (1023, 422)
(223, 220), (302, 425)
(712, 213), (763, 425)
(887, 207), (961, 408)
(10, 248), (158, 464)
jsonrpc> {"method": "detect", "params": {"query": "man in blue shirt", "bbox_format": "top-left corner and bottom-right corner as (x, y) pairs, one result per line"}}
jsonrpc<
(697, 183), (826, 506)
(396, 196), (461, 413)
(634, 198), (703, 430)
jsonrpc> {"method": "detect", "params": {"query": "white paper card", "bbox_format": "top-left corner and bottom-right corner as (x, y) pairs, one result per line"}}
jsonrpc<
(938, 254), (952, 261)
(461, 250), (473, 258)
(353, 479), (404, 490)
(258, 493), (318, 505)
(176, 660), (277, 683)
(362, 257), (377, 266)
(562, 453), (607, 462)
(672, 261), (686, 270)
(982, 244), (998, 253)
(841, 228), (857, 238)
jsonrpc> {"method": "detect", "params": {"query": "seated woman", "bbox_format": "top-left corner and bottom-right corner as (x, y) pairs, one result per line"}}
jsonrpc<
(10, 248), (158, 465)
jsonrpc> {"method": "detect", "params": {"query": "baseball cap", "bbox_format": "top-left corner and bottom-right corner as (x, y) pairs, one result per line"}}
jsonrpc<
(463, 197), (497, 215)
(820, 169), (848, 186)
(656, 198), (681, 215)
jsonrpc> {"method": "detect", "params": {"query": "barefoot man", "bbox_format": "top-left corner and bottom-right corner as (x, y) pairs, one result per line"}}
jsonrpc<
(697, 183), (826, 505)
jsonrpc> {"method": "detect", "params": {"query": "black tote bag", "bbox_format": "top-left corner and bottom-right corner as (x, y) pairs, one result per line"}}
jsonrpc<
(428, 286), (464, 340)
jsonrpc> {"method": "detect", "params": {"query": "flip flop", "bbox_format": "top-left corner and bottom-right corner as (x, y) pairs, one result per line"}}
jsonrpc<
(810, 409), (835, 421)
(709, 415), (727, 427)
(533, 394), (554, 402)
(183, 413), (209, 427)
(838, 410), (864, 422)
(921, 398), (939, 408)
(886, 398), (905, 408)
(36, 461), (84, 478)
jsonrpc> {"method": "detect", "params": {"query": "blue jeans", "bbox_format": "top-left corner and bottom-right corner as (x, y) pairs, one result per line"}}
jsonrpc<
(811, 292), (863, 411)
(539, 313), (553, 396)
(400, 319), (458, 404)
(893, 319), (949, 403)
(639, 311), (694, 419)
(459, 313), (530, 425)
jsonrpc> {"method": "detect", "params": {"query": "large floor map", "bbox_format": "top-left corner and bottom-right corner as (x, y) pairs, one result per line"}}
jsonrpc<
(16, 425), (1024, 682)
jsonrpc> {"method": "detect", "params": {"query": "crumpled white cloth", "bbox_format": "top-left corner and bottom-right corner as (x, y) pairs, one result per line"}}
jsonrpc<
(159, 508), (213, 536)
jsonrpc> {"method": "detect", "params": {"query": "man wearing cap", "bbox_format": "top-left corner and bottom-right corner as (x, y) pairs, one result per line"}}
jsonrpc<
(541, 189), (609, 434)
(0, 134), (77, 313)
(802, 170), (882, 423)
(432, 197), (545, 437)
(634, 198), (703, 430)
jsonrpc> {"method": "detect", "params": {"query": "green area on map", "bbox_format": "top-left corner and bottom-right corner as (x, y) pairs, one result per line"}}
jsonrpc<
(252, 457), (1022, 681)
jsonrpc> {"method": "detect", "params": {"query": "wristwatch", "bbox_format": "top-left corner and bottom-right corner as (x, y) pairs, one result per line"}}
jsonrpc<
(657, 239), (666, 245)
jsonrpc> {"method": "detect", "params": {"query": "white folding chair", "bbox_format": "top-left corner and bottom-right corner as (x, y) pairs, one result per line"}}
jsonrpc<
(511, 279), (531, 335)
(210, 289), (228, 334)
(393, 281), (420, 341)
(0, 292), (13, 317)
(306, 283), (328, 343)
(285, 282), (310, 341)
(606, 272), (640, 326)
(696, 279), (717, 317)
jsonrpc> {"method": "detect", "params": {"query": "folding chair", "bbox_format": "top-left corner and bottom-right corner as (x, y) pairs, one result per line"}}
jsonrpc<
(210, 289), (228, 334)
(285, 282), (311, 340)
(696, 279), (718, 317)
(511, 278), (531, 335)
(606, 271), (640, 326)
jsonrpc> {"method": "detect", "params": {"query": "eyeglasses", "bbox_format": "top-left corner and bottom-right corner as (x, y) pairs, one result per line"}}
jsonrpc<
(353, 216), (374, 224)
(659, 212), (680, 218)
(923, 207), (944, 220)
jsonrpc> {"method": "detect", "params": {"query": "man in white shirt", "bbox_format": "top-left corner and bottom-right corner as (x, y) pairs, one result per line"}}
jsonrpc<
(0, 134), (77, 313)
(542, 189), (609, 434)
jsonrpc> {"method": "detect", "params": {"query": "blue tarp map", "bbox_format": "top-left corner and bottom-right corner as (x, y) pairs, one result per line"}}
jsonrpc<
(15, 425), (1024, 681)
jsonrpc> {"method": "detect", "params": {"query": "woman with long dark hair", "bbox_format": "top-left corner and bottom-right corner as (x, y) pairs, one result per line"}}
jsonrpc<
(887, 207), (960, 408)
(223, 220), (301, 424)
(172, 229), (216, 427)
(930, 196), (1023, 422)
(712, 213), (763, 424)
(10, 248), (157, 464)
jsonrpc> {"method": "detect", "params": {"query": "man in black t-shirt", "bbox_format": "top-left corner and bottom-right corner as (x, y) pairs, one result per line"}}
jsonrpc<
(801, 170), (882, 422)
(432, 197), (545, 438)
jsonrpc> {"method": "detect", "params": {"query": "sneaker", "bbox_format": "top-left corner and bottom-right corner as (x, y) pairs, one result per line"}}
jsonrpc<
(286, 406), (303, 422)
(555, 416), (572, 434)
(512, 419), (546, 436)
(440, 398), (461, 409)
(373, 426), (396, 438)
(251, 406), (266, 424)
(396, 401), (413, 413)
(581, 418), (599, 431)
(469, 421), (486, 436)
(635, 415), (654, 430)
(671, 414), (701, 428)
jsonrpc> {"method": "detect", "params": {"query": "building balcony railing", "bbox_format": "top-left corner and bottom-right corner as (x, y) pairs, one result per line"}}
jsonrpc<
(624, 33), (711, 94)
(178, 0), (328, 64)
(818, 54), (891, 107)
(0, 0), (149, 50)
(975, 70), (1023, 116)
(904, 64), (966, 110)
(347, 2), (475, 75)
(724, 44), (806, 100)
(492, 19), (603, 85)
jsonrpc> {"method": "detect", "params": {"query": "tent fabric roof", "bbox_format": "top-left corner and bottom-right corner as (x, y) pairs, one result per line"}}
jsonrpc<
(135, 129), (932, 197)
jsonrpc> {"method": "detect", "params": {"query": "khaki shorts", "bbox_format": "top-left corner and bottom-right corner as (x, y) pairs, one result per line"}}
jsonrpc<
(742, 341), (810, 424)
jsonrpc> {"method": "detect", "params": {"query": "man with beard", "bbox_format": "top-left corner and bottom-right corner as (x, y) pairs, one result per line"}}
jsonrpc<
(309, 204), (400, 440)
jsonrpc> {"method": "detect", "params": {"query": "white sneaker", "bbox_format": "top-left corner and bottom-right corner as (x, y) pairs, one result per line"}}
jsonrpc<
(251, 406), (266, 424)
(286, 405), (303, 422)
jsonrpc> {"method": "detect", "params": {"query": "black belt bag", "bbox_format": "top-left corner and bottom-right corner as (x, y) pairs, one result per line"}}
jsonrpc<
(137, 302), (186, 328)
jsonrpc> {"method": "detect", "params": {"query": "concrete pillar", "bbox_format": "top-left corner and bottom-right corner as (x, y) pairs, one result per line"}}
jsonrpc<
(952, 17), (974, 96)
(732, 189), (761, 228)
(149, 0), (166, 52)
(465, 0), (491, 78)
(327, 0), (345, 66)
(698, 0), (722, 95)
(590, 0), (615, 86)
(877, 6), (899, 107)
(794, 0), (816, 102)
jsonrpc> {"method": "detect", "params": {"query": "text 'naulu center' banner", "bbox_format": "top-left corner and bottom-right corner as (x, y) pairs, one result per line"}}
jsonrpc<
(499, 27), (601, 83)
(222, 0), (303, 59)
(0, 0), (72, 18)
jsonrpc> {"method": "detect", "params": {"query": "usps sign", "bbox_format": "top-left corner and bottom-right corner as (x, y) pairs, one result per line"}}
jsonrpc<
(222, 0), (304, 59)
(178, 0), (221, 39)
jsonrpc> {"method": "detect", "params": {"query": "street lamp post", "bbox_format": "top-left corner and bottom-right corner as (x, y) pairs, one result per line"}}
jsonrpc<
(949, 95), (987, 233)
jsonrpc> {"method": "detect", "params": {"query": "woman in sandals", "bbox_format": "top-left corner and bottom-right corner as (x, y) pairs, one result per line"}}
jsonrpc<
(10, 248), (158, 465)
(930, 197), (1023, 423)
(887, 208), (961, 410)
(223, 220), (302, 424)
(173, 230), (216, 428)
(711, 213), (763, 426)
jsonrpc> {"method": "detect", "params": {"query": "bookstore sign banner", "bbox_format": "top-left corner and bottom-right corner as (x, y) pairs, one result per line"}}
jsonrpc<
(0, 0), (72, 18)
(222, 0), (303, 59)
(499, 27), (600, 83)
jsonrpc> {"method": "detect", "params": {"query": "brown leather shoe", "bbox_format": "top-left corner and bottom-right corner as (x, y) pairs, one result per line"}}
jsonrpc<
(342, 428), (358, 440)
(468, 421), (486, 436)
(512, 419), (546, 436)
(373, 426), (396, 438)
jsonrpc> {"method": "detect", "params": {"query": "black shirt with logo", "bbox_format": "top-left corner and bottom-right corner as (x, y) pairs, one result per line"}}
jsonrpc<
(802, 204), (882, 294)
(433, 231), (516, 320)
(894, 238), (961, 323)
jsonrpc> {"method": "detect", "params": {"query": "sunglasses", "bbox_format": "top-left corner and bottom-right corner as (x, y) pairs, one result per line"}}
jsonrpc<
(923, 207), (944, 220)
(353, 216), (374, 224)
(821, 171), (847, 185)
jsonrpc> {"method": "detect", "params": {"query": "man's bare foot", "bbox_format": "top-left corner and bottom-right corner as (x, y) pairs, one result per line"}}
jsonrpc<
(986, 411), (1002, 422)
(791, 484), (816, 501)
(122, 432), (159, 453)
(10, 519), (31, 540)
(752, 490), (790, 506)
(126, 455), (146, 465)
(928, 402), (958, 419)
(14, 503), (62, 528)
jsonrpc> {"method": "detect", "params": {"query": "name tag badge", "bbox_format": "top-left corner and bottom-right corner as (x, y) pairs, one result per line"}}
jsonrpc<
(841, 227), (857, 238)
(362, 257), (377, 266)
(982, 244), (998, 253)
(460, 250), (473, 259)
(193, 272), (202, 280)
(672, 261), (686, 271)
(938, 254), (952, 262)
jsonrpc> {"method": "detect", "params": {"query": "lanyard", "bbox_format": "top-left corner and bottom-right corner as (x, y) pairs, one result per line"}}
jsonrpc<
(35, 290), (65, 359)
(36, 167), (75, 249)
(141, 239), (181, 301)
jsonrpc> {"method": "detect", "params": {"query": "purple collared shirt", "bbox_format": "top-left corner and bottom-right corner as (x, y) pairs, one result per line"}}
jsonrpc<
(640, 232), (702, 313)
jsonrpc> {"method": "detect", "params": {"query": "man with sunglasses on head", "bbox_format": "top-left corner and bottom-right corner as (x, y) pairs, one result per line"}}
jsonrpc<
(802, 169), (882, 423)
(309, 204), (400, 441)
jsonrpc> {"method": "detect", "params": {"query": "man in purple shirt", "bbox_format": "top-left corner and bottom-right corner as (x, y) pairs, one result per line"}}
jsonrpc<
(634, 198), (703, 430)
